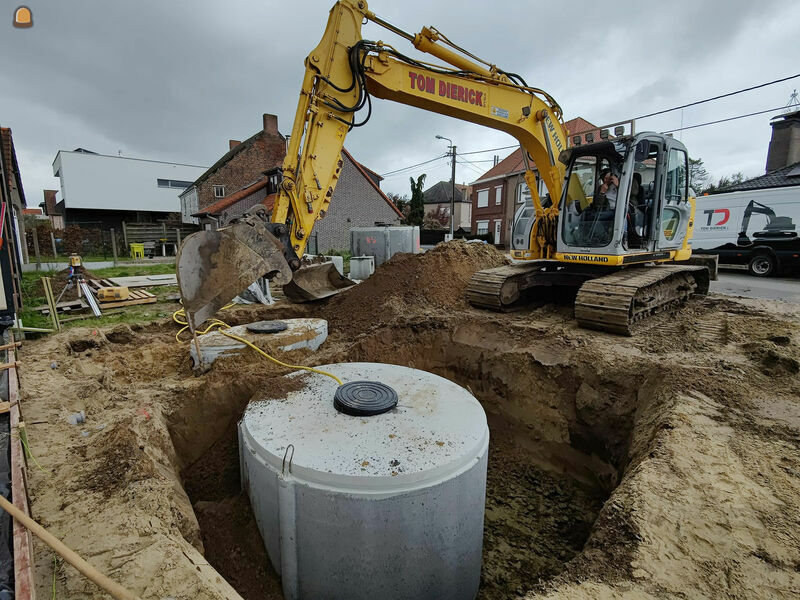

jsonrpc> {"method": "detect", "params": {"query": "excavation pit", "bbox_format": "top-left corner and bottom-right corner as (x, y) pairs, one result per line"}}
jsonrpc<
(16, 243), (800, 599)
(174, 329), (629, 600)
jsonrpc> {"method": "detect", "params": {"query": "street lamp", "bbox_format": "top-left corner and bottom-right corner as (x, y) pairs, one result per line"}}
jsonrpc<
(435, 135), (456, 238)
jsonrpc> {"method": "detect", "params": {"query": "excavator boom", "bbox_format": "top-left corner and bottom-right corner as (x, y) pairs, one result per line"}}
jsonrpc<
(177, 0), (568, 328)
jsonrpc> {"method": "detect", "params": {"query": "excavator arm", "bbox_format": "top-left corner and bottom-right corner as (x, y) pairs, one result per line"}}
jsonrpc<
(177, 0), (568, 327)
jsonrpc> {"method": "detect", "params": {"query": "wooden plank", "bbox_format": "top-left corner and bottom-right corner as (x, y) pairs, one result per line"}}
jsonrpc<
(0, 401), (9, 414)
(0, 361), (20, 372)
(108, 274), (177, 288)
(9, 362), (36, 600)
(98, 293), (157, 309)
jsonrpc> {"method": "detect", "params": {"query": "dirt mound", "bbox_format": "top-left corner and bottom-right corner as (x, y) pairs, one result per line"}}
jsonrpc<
(40, 266), (101, 302)
(324, 240), (507, 334)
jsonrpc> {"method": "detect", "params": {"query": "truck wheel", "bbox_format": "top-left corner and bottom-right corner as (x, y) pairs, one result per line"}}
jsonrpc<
(748, 254), (775, 277)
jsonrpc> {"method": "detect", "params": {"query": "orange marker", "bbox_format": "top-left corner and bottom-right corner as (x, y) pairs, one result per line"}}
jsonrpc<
(13, 6), (32, 28)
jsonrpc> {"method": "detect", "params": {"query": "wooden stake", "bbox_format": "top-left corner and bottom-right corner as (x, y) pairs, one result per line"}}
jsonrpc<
(0, 495), (141, 600)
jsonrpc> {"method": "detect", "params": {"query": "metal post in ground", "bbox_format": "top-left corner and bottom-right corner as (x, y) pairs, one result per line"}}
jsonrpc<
(50, 230), (57, 258)
(122, 221), (128, 253)
(175, 228), (181, 255)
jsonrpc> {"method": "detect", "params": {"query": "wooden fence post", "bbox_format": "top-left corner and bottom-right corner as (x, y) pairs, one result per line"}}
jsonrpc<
(110, 228), (118, 266)
(32, 228), (41, 271)
(122, 221), (128, 253)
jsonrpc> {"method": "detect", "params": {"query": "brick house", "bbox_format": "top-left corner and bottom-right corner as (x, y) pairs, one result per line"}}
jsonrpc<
(189, 119), (403, 253)
(41, 189), (64, 229)
(469, 117), (600, 247)
(0, 127), (28, 262)
(180, 114), (286, 225)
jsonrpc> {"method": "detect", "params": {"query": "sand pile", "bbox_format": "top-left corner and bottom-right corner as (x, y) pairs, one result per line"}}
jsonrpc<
(325, 240), (507, 334)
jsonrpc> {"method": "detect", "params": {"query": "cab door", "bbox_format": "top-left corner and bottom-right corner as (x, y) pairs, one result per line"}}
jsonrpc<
(654, 142), (692, 250)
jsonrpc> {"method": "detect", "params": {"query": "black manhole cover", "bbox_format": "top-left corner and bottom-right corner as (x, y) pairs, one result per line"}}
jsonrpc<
(246, 320), (288, 334)
(334, 381), (398, 416)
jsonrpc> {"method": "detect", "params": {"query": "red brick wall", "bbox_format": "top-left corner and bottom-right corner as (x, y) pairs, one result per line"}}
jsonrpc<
(471, 179), (507, 245)
(196, 116), (286, 211)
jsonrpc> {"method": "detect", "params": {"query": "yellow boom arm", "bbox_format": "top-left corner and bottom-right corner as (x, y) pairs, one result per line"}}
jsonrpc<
(274, 0), (568, 260)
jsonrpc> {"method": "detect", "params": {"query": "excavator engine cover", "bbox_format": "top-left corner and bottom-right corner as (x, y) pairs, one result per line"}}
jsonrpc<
(176, 207), (294, 327)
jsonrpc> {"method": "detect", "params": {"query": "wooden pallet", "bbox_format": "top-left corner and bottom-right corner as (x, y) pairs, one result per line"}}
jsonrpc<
(87, 279), (117, 293)
(97, 289), (157, 309)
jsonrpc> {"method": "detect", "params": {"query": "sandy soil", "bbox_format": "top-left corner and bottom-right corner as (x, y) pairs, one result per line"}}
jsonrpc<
(15, 240), (800, 599)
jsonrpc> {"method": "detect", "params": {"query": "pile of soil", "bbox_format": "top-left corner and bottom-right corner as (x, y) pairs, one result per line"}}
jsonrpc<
(324, 240), (507, 334)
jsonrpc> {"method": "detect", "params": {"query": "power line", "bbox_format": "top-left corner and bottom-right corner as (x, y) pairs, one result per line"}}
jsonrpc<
(636, 73), (800, 120)
(455, 159), (485, 176)
(379, 154), (447, 177)
(458, 144), (517, 156)
(380, 159), (451, 180)
(660, 105), (787, 134)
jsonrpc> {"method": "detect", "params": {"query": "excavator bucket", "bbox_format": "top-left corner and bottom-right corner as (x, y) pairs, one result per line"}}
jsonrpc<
(176, 214), (293, 327)
(282, 262), (356, 302)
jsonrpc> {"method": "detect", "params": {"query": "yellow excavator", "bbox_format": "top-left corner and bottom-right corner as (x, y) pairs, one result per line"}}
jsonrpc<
(177, 0), (714, 337)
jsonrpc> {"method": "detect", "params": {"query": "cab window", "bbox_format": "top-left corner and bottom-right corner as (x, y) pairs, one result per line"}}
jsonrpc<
(665, 149), (688, 204)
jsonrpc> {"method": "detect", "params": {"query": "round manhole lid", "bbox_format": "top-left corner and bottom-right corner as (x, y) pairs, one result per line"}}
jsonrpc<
(334, 380), (398, 416)
(246, 320), (289, 334)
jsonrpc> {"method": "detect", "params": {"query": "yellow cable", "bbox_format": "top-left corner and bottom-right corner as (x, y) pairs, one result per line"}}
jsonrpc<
(172, 306), (342, 386)
(219, 330), (343, 386)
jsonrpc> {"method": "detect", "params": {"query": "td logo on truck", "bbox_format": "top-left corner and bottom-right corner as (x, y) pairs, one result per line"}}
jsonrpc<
(702, 208), (730, 230)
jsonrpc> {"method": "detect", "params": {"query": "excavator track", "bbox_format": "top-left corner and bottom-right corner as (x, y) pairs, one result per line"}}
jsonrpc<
(466, 261), (591, 310)
(574, 265), (710, 335)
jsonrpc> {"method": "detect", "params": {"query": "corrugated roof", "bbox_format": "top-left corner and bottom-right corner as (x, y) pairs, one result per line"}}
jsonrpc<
(470, 117), (600, 184)
(719, 161), (800, 192)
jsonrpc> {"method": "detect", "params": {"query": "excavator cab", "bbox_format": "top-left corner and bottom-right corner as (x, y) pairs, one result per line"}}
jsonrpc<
(557, 133), (693, 261)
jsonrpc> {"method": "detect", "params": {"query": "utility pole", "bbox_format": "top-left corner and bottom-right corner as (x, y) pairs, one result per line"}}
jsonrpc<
(435, 135), (456, 238)
(449, 144), (456, 238)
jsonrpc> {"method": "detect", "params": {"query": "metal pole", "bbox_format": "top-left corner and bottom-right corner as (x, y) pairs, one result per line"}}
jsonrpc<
(450, 145), (456, 237)
(122, 221), (128, 252)
(175, 228), (181, 255)
(50, 230), (57, 257)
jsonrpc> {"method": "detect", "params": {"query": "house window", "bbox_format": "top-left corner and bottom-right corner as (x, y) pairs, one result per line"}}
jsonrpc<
(476, 220), (489, 235)
(477, 189), (489, 208)
(213, 185), (225, 198)
(495, 186), (502, 205)
(158, 179), (194, 189)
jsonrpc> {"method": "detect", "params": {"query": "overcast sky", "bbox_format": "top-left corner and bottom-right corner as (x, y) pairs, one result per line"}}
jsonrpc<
(3, 0), (799, 205)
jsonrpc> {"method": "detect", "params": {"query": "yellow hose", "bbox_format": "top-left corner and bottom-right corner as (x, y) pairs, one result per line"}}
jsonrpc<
(172, 306), (342, 386)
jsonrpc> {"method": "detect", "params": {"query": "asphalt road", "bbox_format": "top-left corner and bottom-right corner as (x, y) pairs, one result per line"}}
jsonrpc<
(711, 269), (800, 303)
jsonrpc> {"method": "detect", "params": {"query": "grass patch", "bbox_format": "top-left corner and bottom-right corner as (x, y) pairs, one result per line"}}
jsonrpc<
(18, 263), (177, 332)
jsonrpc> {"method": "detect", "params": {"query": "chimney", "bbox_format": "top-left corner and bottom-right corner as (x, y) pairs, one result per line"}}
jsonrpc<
(229, 140), (241, 151)
(765, 110), (800, 172)
(263, 113), (279, 136)
(43, 189), (57, 214)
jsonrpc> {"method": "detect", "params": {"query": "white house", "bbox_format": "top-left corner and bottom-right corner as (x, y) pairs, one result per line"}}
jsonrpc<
(49, 149), (208, 228)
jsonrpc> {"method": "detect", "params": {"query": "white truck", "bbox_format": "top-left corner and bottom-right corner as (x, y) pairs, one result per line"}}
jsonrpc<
(692, 186), (800, 276)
